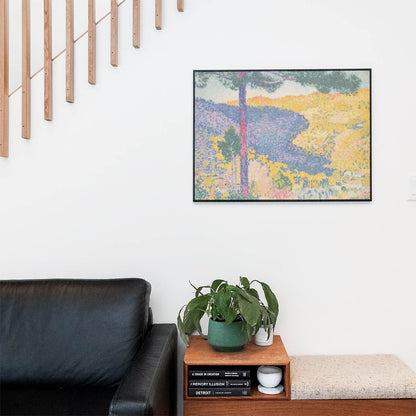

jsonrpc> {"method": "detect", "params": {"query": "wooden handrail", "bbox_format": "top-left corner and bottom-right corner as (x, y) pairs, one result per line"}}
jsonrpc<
(178, 0), (184, 12)
(44, 0), (52, 121)
(155, 0), (162, 30)
(66, 0), (74, 103)
(111, 0), (118, 67)
(22, 0), (30, 138)
(133, 0), (140, 48)
(88, 0), (96, 84)
(0, 0), (8, 157)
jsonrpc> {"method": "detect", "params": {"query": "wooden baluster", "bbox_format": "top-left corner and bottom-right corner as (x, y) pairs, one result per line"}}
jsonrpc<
(88, 0), (96, 84)
(155, 0), (161, 30)
(133, 0), (140, 48)
(44, 0), (52, 120)
(22, 0), (30, 139)
(111, 0), (118, 66)
(0, 0), (8, 156)
(66, 0), (74, 102)
(177, 0), (183, 12)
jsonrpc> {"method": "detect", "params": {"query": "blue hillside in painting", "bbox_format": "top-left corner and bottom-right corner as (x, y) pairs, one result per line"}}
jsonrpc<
(195, 98), (333, 176)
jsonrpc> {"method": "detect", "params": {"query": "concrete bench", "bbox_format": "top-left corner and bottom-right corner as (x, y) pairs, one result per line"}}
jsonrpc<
(288, 354), (416, 416)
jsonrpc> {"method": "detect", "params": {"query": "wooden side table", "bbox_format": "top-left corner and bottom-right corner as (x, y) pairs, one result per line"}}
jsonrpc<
(183, 335), (290, 416)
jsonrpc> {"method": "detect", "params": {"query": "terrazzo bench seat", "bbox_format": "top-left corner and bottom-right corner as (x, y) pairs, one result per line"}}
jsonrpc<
(288, 354), (416, 416)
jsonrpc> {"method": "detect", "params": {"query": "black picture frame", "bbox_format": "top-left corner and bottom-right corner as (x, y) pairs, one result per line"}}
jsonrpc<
(193, 69), (372, 202)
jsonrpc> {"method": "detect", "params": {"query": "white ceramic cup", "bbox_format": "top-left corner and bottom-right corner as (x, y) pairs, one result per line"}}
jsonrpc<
(257, 365), (282, 388)
(254, 326), (274, 346)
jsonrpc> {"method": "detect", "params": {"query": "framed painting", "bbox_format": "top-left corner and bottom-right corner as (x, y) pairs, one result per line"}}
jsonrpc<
(193, 69), (371, 201)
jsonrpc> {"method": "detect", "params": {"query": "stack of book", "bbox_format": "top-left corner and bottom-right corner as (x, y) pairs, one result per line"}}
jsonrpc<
(188, 368), (251, 397)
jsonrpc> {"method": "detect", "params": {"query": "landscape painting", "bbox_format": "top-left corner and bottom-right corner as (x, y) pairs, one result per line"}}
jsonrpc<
(194, 69), (371, 201)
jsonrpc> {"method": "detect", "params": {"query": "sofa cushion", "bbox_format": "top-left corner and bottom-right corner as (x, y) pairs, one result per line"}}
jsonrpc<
(290, 354), (416, 400)
(0, 279), (151, 387)
(0, 386), (116, 416)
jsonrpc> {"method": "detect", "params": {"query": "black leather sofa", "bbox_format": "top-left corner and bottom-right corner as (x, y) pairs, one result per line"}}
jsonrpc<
(0, 278), (177, 416)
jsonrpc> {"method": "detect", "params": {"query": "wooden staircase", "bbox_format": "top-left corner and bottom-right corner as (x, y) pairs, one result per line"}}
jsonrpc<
(0, 0), (184, 158)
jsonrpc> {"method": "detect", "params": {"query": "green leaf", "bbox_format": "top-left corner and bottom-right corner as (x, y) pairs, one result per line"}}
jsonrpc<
(235, 286), (259, 304)
(240, 276), (250, 290)
(177, 305), (188, 345)
(224, 308), (237, 325)
(247, 288), (259, 300)
(252, 280), (279, 324)
(210, 290), (238, 325)
(194, 285), (210, 297)
(213, 291), (230, 319)
(211, 279), (227, 293)
(184, 309), (202, 334)
(183, 295), (209, 334)
(243, 321), (254, 341)
(254, 315), (262, 335)
(186, 294), (210, 311)
(236, 292), (260, 326)
(261, 307), (270, 327)
(234, 286), (252, 303)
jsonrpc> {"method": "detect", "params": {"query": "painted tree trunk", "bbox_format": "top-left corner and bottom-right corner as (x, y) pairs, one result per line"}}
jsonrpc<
(239, 82), (248, 197)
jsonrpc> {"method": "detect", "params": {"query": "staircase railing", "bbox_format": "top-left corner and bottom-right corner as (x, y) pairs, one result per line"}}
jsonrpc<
(0, 0), (184, 157)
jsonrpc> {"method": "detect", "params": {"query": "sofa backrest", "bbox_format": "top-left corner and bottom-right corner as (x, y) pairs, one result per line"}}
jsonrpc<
(0, 278), (151, 387)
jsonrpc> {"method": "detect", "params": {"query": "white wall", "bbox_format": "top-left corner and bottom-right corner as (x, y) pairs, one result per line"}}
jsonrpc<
(1, 0), (415, 379)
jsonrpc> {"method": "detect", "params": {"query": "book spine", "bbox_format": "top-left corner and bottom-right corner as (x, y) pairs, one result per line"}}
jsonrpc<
(188, 379), (251, 388)
(188, 387), (251, 397)
(188, 370), (251, 378)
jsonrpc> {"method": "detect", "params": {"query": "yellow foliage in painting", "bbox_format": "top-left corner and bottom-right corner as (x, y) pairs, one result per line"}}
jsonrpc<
(242, 90), (370, 174)
(202, 176), (216, 188)
(216, 153), (225, 162)
(248, 149), (256, 160)
(209, 136), (224, 153)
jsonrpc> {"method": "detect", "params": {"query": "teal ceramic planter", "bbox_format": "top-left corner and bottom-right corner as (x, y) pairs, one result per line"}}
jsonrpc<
(208, 319), (249, 352)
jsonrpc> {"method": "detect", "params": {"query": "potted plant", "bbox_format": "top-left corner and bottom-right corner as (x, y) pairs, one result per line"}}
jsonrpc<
(177, 277), (279, 351)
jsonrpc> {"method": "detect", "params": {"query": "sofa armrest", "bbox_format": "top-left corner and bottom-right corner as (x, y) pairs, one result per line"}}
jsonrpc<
(109, 324), (177, 416)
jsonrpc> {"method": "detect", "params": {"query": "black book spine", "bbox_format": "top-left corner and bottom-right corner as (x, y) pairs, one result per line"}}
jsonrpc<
(188, 370), (251, 378)
(188, 379), (251, 388)
(188, 387), (251, 397)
